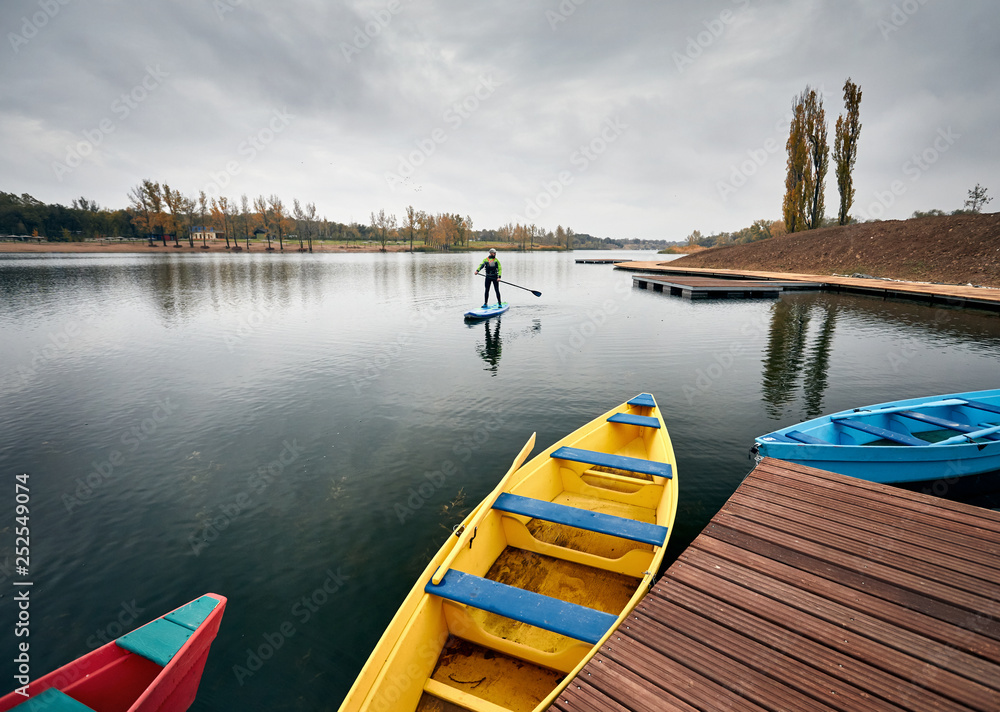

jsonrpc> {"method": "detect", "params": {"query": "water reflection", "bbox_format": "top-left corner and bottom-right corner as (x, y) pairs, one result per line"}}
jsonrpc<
(801, 303), (837, 417)
(475, 318), (502, 374)
(761, 300), (838, 419)
(2, 252), (1000, 711)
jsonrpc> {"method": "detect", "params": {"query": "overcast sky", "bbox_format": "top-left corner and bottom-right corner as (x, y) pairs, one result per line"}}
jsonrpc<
(2, 0), (998, 240)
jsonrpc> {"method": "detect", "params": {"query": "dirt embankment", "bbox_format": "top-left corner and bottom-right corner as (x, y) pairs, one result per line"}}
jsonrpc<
(670, 213), (1000, 288)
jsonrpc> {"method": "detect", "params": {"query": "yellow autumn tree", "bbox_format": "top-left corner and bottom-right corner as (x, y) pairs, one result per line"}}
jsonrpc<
(782, 93), (812, 234)
(833, 78), (862, 225)
(802, 88), (829, 229)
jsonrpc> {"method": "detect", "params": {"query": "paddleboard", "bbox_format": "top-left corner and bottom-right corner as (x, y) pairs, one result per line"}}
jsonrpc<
(464, 302), (509, 320)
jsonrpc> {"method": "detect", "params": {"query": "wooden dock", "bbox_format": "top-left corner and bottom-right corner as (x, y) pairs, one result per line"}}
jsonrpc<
(550, 458), (1000, 711)
(615, 262), (1000, 312)
(633, 274), (823, 299)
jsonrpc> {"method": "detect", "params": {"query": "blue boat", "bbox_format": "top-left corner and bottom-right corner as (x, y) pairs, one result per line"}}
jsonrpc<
(464, 302), (509, 320)
(752, 388), (1000, 484)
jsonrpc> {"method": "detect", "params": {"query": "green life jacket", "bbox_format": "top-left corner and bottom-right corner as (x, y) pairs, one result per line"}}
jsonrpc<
(479, 257), (500, 277)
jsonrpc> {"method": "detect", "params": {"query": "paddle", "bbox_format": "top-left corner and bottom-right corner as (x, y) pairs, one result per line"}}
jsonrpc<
(476, 273), (542, 297)
(499, 278), (542, 297)
(430, 432), (536, 585)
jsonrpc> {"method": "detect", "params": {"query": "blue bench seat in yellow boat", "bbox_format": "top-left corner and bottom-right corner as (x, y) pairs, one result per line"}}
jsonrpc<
(627, 393), (656, 408)
(832, 418), (929, 446)
(551, 447), (673, 479)
(425, 569), (616, 645)
(493, 493), (668, 547)
(606, 413), (660, 428)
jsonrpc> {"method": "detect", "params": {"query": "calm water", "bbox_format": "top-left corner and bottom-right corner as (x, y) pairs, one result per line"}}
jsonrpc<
(1, 250), (999, 710)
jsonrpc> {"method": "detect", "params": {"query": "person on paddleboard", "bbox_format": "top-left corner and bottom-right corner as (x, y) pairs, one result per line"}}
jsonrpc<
(475, 248), (502, 307)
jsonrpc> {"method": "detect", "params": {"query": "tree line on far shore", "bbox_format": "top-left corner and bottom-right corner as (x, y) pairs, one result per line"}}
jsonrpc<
(0, 186), (669, 252)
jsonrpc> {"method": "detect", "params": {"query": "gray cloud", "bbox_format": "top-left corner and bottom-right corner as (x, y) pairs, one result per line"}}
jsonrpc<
(2, 0), (997, 239)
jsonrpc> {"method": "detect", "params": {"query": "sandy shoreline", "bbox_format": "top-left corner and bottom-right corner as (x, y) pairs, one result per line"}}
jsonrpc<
(0, 240), (412, 254)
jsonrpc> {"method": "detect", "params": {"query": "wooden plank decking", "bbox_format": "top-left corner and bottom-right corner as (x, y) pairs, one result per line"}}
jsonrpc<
(615, 262), (1000, 312)
(632, 274), (823, 299)
(549, 458), (1000, 711)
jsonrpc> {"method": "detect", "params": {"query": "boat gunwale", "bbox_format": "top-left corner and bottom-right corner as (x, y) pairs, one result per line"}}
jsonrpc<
(0, 592), (227, 712)
(753, 389), (1000, 483)
(337, 394), (678, 712)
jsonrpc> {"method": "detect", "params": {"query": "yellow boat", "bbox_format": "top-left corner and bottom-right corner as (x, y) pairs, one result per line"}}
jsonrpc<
(339, 393), (678, 712)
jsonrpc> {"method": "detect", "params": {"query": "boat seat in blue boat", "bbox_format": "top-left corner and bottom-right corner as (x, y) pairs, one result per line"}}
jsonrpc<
(963, 399), (1000, 416)
(116, 596), (219, 667)
(607, 413), (660, 429)
(425, 569), (616, 645)
(898, 410), (1000, 440)
(9, 689), (96, 712)
(551, 447), (673, 479)
(627, 393), (656, 408)
(784, 430), (829, 445)
(833, 418), (929, 446)
(493, 493), (668, 547)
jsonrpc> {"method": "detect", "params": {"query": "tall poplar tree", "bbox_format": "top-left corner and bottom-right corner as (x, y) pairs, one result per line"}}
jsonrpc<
(782, 95), (811, 234)
(833, 78), (862, 226)
(803, 89), (828, 229)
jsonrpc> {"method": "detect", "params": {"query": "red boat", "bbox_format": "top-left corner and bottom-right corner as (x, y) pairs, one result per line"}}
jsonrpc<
(0, 593), (226, 712)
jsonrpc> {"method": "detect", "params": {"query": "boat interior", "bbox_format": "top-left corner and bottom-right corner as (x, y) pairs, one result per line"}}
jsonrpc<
(780, 397), (1000, 447)
(3, 594), (224, 712)
(361, 396), (677, 712)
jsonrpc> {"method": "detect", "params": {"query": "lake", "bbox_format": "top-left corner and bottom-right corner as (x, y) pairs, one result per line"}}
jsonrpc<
(1, 249), (999, 710)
